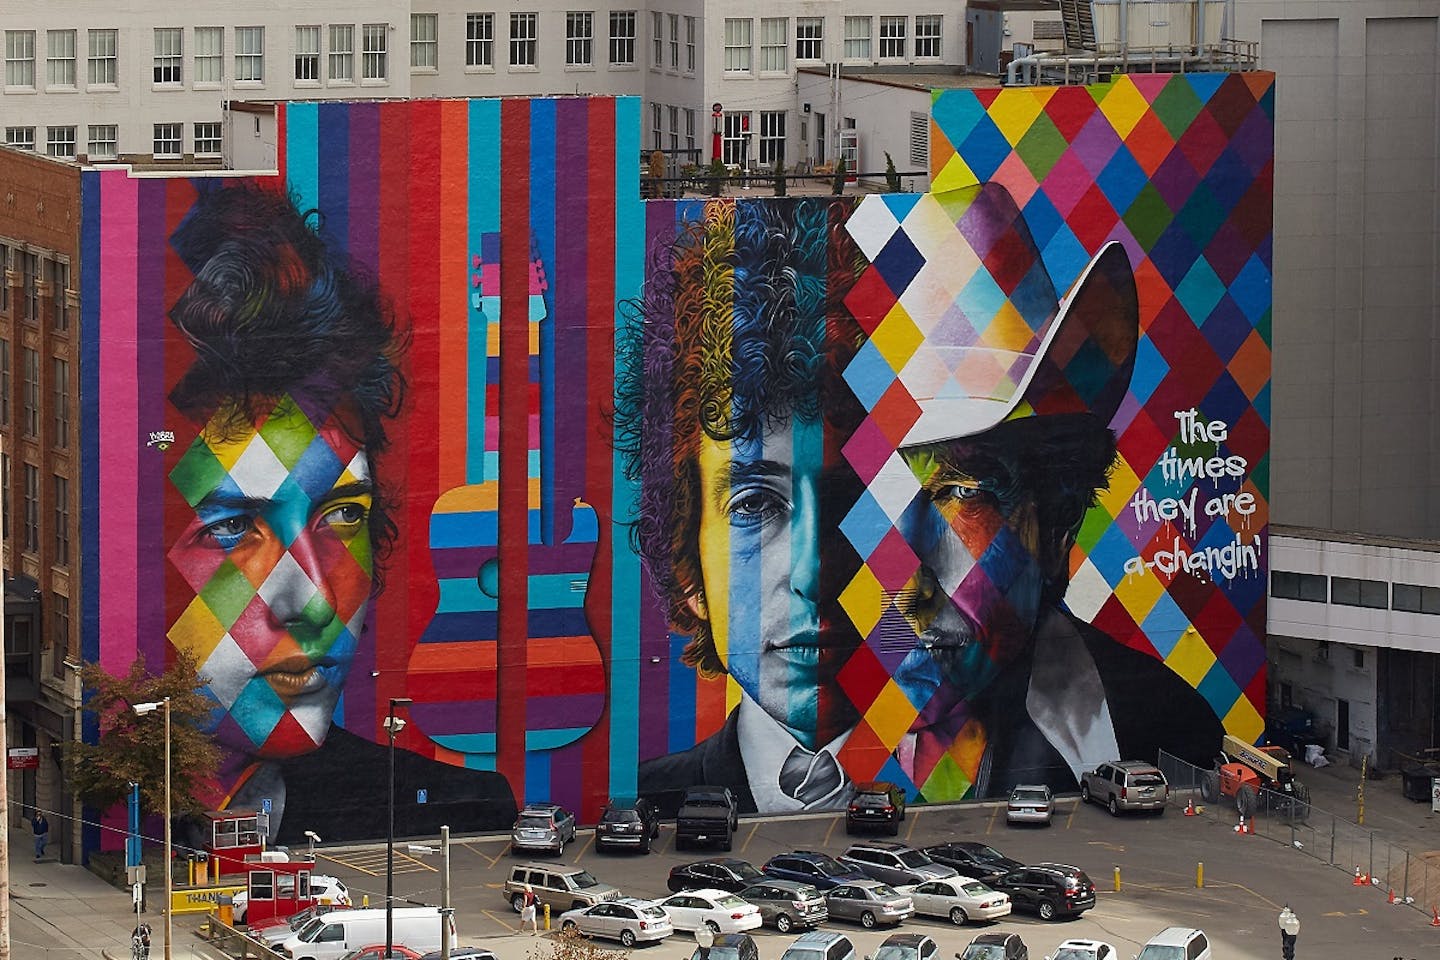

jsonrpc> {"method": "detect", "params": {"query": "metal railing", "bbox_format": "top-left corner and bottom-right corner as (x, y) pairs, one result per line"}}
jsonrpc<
(1157, 750), (1440, 917)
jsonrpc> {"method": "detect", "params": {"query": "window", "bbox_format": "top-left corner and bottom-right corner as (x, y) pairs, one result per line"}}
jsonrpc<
(87, 29), (117, 86)
(21, 346), (38, 437)
(652, 12), (662, 68)
(1393, 583), (1440, 615)
(52, 357), (69, 448)
(684, 107), (696, 152)
(880, 16), (907, 59)
(234, 26), (264, 82)
(722, 111), (749, 165)
(47, 253), (66, 326)
(909, 111), (928, 166)
(153, 122), (183, 158)
(54, 475), (69, 565)
(1331, 576), (1388, 609)
(194, 122), (222, 156)
(651, 102), (662, 151)
(509, 13), (537, 68)
(46, 30), (76, 87)
(1271, 571), (1328, 603)
(796, 18), (823, 62)
(52, 594), (70, 677)
(411, 14), (438, 70)
(668, 14), (679, 69)
(23, 464), (38, 553)
(760, 18), (787, 73)
(0, 340), (9, 425)
(844, 17), (871, 60)
(1, 453), (8, 537)
(153, 27), (183, 85)
(467, 14), (495, 67)
(295, 26), (320, 81)
(1352, 647), (1364, 670)
(362, 23), (388, 80)
(915, 15), (942, 58)
(45, 127), (76, 159)
(567, 12), (593, 67)
(22, 252), (38, 322)
(5, 127), (35, 151)
(724, 19), (752, 73)
(685, 17), (696, 72)
(609, 11), (635, 65)
(759, 110), (786, 165)
(329, 25), (355, 82)
(191, 26), (222, 84)
(668, 104), (679, 151)
(87, 124), (117, 158)
(5, 30), (35, 88)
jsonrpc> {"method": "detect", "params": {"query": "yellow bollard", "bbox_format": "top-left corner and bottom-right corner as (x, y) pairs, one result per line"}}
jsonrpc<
(1113, 866), (1121, 892)
(1196, 861), (1204, 888)
(362, 894), (371, 908)
(544, 903), (552, 931)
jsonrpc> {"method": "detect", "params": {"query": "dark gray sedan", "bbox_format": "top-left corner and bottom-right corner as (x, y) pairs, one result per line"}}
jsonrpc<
(824, 880), (914, 929)
(737, 880), (828, 933)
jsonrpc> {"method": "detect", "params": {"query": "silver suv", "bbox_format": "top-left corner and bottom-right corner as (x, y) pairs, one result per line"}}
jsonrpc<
(838, 842), (957, 886)
(1080, 761), (1170, 815)
(510, 802), (577, 854)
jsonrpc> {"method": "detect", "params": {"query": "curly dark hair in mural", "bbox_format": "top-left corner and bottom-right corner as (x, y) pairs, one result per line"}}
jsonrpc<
(614, 197), (867, 676)
(167, 185), (407, 560)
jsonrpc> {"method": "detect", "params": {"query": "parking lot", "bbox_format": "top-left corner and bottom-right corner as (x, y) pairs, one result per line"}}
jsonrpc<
(257, 792), (1440, 960)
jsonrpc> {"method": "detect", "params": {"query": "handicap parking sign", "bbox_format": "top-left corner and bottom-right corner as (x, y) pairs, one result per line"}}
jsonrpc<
(417, 789), (428, 805)
(261, 797), (272, 815)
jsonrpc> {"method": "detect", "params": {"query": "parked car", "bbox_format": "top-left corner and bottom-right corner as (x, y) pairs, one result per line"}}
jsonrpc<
(1135, 927), (1211, 960)
(1046, 939), (1117, 960)
(824, 880), (914, 929)
(337, 947), (420, 960)
(846, 782), (907, 835)
(921, 843), (1023, 885)
(676, 785), (741, 850)
(504, 863), (620, 914)
(1080, 761), (1169, 816)
(236, 874), (351, 924)
(596, 797), (661, 853)
(764, 851), (870, 890)
(510, 803), (577, 855)
(957, 932), (1029, 960)
(780, 930), (857, 960)
(989, 864), (1095, 921)
(669, 858), (765, 893)
(1006, 785), (1053, 826)
(559, 897), (674, 947)
(256, 904), (352, 946)
(870, 933), (937, 960)
(737, 879), (828, 933)
(689, 933), (759, 960)
(840, 842), (957, 887)
(652, 888), (763, 935)
(896, 877), (1011, 925)
(418, 950), (496, 960)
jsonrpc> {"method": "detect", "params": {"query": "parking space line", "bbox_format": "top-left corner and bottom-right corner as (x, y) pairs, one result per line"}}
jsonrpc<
(822, 817), (838, 848)
(904, 808), (918, 843)
(739, 822), (758, 854)
(483, 908), (519, 932)
(985, 805), (998, 835)
(575, 833), (595, 860)
(1066, 799), (1079, 829)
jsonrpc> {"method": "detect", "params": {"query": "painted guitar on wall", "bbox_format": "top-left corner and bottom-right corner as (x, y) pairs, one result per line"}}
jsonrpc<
(407, 232), (604, 800)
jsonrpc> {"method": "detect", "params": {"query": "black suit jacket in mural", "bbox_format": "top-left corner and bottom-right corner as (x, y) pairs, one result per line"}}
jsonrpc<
(638, 611), (1223, 812)
(273, 727), (517, 844)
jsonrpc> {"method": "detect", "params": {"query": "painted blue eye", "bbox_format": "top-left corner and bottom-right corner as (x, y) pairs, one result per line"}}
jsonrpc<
(202, 515), (253, 550)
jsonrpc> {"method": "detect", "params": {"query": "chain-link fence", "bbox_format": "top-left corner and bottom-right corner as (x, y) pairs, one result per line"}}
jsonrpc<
(1158, 750), (1440, 917)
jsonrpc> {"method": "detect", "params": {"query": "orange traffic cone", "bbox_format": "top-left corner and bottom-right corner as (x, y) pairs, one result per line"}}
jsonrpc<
(1184, 799), (1196, 816)
(1353, 866), (1365, 886)
(1429, 905), (1439, 927)
(1388, 888), (1397, 905)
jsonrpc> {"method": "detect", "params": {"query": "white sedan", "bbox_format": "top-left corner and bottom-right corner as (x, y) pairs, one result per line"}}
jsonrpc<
(896, 877), (1011, 925)
(233, 873), (351, 925)
(651, 888), (764, 935)
(1048, 939), (1119, 960)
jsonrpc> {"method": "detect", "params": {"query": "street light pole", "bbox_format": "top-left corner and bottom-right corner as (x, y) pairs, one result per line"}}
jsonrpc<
(133, 698), (172, 960)
(385, 697), (412, 959)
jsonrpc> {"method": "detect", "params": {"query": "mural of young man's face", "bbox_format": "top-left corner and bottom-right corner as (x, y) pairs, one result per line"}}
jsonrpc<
(167, 394), (375, 759)
(689, 416), (860, 749)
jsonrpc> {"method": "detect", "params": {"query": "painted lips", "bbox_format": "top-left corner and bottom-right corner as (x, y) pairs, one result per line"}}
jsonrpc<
(261, 656), (331, 697)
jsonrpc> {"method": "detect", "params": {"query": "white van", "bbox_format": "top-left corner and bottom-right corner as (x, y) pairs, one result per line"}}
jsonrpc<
(281, 906), (455, 960)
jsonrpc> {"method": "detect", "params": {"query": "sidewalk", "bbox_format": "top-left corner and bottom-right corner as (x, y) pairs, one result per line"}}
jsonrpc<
(1291, 752), (1440, 853)
(6, 827), (149, 959)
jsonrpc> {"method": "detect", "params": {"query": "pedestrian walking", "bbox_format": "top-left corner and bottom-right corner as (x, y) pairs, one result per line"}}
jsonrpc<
(132, 921), (152, 960)
(520, 883), (539, 935)
(31, 810), (49, 861)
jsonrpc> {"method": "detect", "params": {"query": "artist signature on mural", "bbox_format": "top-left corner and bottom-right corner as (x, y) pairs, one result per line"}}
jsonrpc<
(146, 430), (175, 450)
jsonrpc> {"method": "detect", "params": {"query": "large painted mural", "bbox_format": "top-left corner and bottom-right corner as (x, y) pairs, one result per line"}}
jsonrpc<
(82, 75), (1272, 848)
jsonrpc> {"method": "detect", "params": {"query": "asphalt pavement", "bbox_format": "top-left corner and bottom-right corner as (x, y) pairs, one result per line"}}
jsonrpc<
(8, 755), (1440, 959)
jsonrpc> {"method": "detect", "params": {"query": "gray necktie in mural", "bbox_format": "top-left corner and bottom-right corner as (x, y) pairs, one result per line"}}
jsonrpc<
(780, 746), (843, 805)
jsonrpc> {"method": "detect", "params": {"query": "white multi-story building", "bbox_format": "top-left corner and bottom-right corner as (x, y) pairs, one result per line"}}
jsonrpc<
(0, 2), (990, 171)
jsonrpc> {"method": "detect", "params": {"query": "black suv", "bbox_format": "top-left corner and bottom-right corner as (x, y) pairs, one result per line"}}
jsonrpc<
(595, 797), (660, 854)
(846, 782), (907, 835)
(989, 863), (1095, 921)
(921, 842), (1023, 884)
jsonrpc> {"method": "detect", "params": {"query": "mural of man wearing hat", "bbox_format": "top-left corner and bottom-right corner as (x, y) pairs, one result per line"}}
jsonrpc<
(838, 183), (1222, 798)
